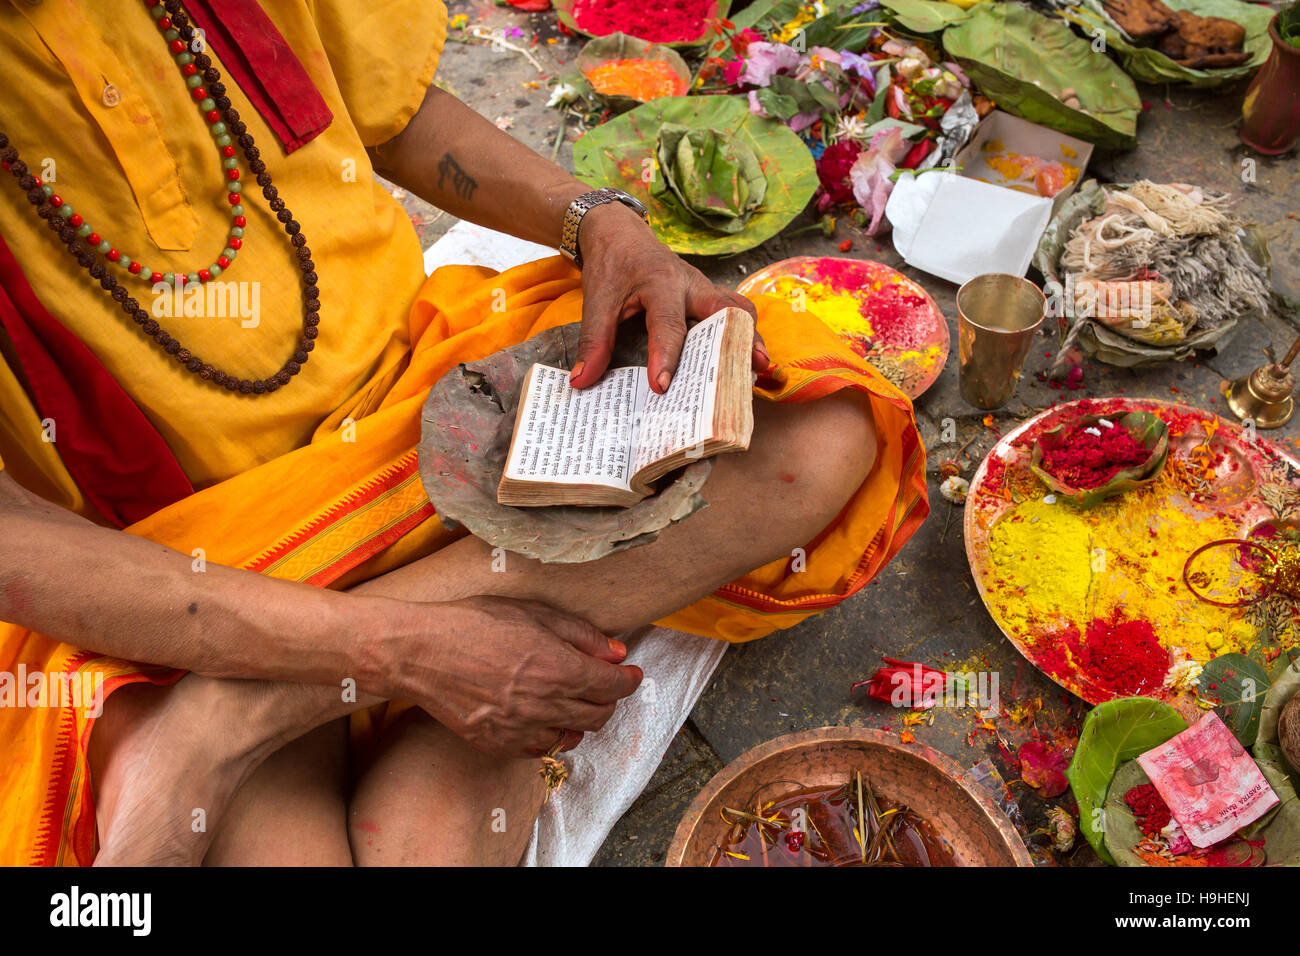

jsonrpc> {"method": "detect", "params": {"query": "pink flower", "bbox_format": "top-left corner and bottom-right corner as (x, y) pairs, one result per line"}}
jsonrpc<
(740, 42), (802, 87)
(848, 126), (911, 235)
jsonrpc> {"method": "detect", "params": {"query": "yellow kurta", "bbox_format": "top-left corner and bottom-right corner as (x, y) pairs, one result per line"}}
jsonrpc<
(0, 0), (929, 865)
(0, 0), (447, 503)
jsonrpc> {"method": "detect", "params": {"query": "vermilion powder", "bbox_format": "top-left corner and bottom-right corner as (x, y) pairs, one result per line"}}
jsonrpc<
(1124, 783), (1172, 836)
(1038, 614), (1171, 697)
(1040, 422), (1150, 488)
(572, 0), (715, 43)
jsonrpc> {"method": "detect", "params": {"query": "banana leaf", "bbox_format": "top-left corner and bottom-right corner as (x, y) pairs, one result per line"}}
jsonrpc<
(1029, 411), (1169, 507)
(1058, 0), (1275, 89)
(572, 34), (692, 113)
(942, 2), (1141, 149)
(1198, 652), (1271, 748)
(573, 95), (818, 255)
(880, 0), (970, 33)
(1034, 180), (1247, 367)
(1067, 697), (1187, 865)
(651, 125), (768, 234)
(553, 0), (732, 47)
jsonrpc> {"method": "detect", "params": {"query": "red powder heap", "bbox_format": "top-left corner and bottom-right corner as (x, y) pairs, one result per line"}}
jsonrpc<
(1040, 422), (1150, 488)
(1037, 614), (1171, 697)
(1124, 783), (1172, 837)
(572, 0), (716, 43)
(1078, 615), (1171, 695)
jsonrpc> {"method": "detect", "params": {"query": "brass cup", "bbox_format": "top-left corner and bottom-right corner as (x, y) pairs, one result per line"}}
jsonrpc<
(956, 274), (1046, 410)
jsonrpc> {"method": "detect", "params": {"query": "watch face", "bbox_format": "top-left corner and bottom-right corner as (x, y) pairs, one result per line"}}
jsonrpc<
(614, 191), (648, 216)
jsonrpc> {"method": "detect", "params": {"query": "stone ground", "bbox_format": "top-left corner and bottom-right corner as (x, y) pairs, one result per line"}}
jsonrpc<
(398, 0), (1300, 866)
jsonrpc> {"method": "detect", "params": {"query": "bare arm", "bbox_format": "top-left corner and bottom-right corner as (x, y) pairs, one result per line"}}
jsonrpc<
(0, 472), (637, 754)
(0, 470), (388, 685)
(368, 86), (766, 392)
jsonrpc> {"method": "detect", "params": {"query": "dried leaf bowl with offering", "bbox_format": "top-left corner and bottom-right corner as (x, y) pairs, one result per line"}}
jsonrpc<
(571, 33), (692, 113)
(1035, 179), (1275, 370)
(1028, 411), (1169, 507)
(1067, 678), (1300, 867)
(668, 727), (1032, 866)
(965, 397), (1300, 720)
(1061, 0), (1277, 88)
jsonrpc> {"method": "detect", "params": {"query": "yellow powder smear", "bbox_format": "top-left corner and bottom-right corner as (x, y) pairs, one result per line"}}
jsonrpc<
(989, 498), (1094, 634)
(768, 276), (875, 339)
(986, 480), (1259, 662)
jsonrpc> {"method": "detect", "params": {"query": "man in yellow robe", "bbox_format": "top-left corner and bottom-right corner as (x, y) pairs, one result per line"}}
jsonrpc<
(0, 0), (926, 865)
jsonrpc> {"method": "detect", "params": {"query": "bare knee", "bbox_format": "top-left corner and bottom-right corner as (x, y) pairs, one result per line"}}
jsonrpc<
(719, 389), (877, 543)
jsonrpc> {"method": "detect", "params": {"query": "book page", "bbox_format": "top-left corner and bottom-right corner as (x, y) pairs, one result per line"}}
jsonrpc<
(632, 311), (727, 474)
(503, 364), (647, 488)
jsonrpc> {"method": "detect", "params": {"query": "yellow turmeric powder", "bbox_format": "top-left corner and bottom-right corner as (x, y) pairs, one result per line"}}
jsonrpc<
(986, 480), (1264, 665)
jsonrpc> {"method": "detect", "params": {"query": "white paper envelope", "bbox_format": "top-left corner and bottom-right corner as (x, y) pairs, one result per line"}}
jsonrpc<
(886, 172), (1053, 286)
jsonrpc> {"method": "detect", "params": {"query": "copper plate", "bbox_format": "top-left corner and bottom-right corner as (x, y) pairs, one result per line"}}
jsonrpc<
(963, 397), (1300, 720)
(667, 727), (1031, 866)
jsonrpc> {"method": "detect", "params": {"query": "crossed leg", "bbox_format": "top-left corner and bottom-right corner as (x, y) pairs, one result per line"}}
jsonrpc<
(93, 390), (878, 865)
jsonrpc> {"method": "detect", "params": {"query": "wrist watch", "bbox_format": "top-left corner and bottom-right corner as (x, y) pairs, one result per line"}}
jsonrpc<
(559, 188), (649, 268)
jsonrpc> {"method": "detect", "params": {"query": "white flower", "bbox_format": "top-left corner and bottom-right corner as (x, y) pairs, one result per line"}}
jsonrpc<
(547, 83), (579, 108)
(940, 475), (969, 504)
(1164, 658), (1204, 691)
(832, 114), (870, 145)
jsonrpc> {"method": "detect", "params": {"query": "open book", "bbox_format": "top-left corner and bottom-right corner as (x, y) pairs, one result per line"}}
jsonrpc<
(498, 307), (755, 507)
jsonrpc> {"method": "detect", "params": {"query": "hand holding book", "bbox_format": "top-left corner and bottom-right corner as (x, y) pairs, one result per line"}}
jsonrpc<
(498, 308), (756, 508)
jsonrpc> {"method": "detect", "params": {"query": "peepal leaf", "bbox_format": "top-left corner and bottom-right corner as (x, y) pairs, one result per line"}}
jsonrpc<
(1067, 697), (1187, 865)
(652, 125), (767, 234)
(1198, 653), (1271, 748)
(1102, 759), (1155, 867)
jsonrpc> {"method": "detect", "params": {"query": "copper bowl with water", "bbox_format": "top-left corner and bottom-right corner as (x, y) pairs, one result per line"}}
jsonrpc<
(667, 727), (1032, 867)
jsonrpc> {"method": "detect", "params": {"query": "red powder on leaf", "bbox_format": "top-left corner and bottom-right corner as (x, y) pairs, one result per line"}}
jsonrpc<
(1124, 783), (1172, 836)
(1039, 423), (1150, 489)
(572, 0), (716, 43)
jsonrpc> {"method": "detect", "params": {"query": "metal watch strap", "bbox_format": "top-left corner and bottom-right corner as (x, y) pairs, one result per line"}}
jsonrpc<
(559, 188), (649, 267)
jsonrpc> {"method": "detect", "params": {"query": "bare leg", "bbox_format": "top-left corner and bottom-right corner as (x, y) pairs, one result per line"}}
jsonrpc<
(90, 391), (875, 865)
(356, 391), (877, 632)
(348, 708), (546, 865)
(202, 720), (352, 866)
